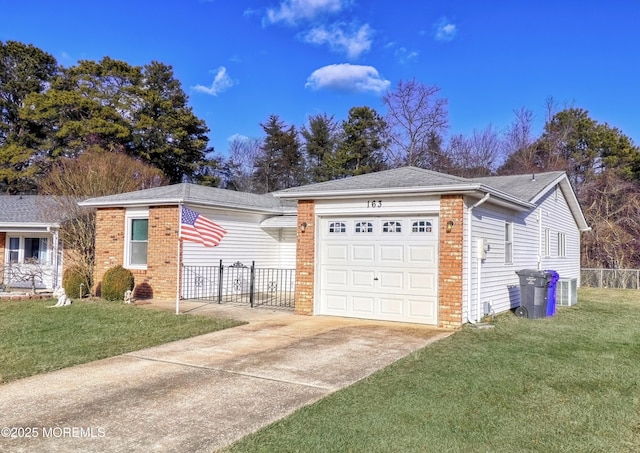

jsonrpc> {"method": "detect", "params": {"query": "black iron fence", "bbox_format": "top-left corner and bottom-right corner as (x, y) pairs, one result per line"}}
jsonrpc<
(581, 268), (640, 289)
(182, 261), (295, 309)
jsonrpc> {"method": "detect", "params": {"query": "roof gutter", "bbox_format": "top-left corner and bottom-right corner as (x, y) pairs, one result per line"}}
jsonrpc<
(467, 192), (490, 324)
(78, 198), (293, 215)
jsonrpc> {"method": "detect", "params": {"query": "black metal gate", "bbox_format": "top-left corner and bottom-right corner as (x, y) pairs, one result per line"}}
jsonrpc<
(182, 260), (295, 309)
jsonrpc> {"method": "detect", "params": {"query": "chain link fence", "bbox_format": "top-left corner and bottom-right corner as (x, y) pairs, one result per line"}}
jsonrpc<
(581, 269), (640, 289)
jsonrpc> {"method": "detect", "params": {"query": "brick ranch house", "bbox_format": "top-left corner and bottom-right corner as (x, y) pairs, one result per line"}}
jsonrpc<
(79, 167), (589, 329)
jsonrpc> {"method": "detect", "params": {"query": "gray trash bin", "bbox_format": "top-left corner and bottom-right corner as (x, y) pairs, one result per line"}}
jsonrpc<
(515, 269), (551, 318)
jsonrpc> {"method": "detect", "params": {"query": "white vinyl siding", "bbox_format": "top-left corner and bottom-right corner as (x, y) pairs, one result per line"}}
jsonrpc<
(181, 207), (295, 269)
(538, 188), (580, 276)
(465, 184), (582, 320)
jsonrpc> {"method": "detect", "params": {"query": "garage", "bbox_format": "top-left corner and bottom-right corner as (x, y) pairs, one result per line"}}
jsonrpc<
(319, 215), (439, 324)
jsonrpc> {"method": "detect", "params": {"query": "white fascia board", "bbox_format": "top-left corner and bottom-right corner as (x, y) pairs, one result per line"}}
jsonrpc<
(78, 197), (184, 207)
(0, 223), (59, 232)
(79, 197), (292, 215)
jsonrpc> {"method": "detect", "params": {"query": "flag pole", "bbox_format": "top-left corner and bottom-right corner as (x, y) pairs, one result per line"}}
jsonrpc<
(176, 204), (182, 315)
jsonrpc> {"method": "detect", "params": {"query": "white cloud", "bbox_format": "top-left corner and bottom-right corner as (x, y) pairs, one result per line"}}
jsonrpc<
(303, 22), (373, 59)
(305, 63), (390, 94)
(265, 0), (348, 26)
(434, 17), (457, 42)
(394, 47), (419, 64)
(192, 67), (235, 96)
(227, 133), (250, 143)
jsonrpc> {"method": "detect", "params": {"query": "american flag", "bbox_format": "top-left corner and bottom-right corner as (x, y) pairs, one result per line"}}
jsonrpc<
(180, 206), (227, 247)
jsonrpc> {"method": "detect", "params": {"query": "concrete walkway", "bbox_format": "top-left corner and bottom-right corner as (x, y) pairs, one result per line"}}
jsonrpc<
(0, 301), (452, 452)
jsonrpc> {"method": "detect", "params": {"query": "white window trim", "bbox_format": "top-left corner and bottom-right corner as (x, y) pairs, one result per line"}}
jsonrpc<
(124, 208), (149, 270)
(354, 221), (373, 233)
(558, 232), (566, 258)
(505, 222), (513, 264)
(412, 220), (433, 233)
(5, 235), (52, 265)
(382, 220), (402, 233)
(328, 221), (347, 234)
(544, 228), (551, 258)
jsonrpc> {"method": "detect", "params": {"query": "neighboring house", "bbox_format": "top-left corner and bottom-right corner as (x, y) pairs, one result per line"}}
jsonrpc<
(78, 184), (297, 301)
(81, 167), (589, 329)
(0, 196), (64, 291)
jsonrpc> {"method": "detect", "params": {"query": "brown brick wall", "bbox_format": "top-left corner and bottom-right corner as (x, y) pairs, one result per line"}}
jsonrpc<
(94, 207), (126, 293)
(93, 205), (180, 301)
(439, 195), (465, 328)
(294, 200), (315, 315)
(143, 205), (180, 300)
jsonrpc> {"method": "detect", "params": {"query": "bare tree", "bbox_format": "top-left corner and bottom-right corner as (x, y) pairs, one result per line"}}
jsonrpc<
(4, 258), (49, 293)
(446, 126), (502, 177)
(580, 171), (640, 268)
(223, 137), (262, 192)
(38, 147), (167, 291)
(499, 107), (536, 173)
(382, 79), (448, 167)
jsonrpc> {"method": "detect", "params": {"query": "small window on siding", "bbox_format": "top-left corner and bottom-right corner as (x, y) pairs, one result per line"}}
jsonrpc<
(505, 222), (513, 264)
(355, 221), (373, 233)
(544, 228), (551, 257)
(558, 233), (566, 257)
(412, 220), (432, 233)
(382, 221), (402, 233)
(24, 237), (48, 264)
(8, 237), (19, 263)
(329, 222), (346, 233)
(129, 218), (149, 266)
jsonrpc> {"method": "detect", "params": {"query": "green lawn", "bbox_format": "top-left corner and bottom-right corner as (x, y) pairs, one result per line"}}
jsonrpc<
(0, 299), (243, 383)
(226, 288), (640, 453)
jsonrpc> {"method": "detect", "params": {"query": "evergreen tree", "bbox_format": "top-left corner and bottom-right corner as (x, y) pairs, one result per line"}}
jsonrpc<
(253, 115), (304, 192)
(301, 113), (338, 183)
(329, 106), (389, 178)
(0, 41), (58, 192)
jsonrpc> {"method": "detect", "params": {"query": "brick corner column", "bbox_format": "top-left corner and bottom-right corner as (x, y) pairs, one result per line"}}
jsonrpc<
(439, 195), (464, 329)
(294, 200), (315, 315)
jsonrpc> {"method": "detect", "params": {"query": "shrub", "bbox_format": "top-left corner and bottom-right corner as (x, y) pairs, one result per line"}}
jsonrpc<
(101, 265), (135, 301)
(62, 265), (91, 299)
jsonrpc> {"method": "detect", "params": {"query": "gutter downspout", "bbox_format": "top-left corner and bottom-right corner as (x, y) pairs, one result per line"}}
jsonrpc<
(467, 193), (490, 324)
(537, 209), (543, 271)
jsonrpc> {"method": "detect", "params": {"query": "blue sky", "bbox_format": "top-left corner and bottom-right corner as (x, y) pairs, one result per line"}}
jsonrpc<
(2, 0), (639, 157)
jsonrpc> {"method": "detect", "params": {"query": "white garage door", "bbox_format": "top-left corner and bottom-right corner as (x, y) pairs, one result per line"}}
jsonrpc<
(319, 216), (439, 324)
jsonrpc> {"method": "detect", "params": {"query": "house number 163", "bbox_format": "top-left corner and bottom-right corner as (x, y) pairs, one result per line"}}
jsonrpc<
(367, 200), (383, 208)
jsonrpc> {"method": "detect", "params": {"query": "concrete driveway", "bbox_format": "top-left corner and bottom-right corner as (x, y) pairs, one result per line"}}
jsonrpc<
(0, 302), (451, 452)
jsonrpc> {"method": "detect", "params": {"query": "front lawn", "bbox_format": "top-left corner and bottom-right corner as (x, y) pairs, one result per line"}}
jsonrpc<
(0, 299), (243, 383)
(227, 288), (640, 452)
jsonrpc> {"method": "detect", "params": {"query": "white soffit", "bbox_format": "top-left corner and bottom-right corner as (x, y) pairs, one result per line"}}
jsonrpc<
(259, 216), (297, 229)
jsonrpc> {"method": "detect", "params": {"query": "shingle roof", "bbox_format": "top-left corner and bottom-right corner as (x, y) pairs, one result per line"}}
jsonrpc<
(0, 195), (62, 224)
(79, 183), (296, 213)
(274, 166), (565, 205)
(276, 167), (470, 194)
(472, 172), (565, 203)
